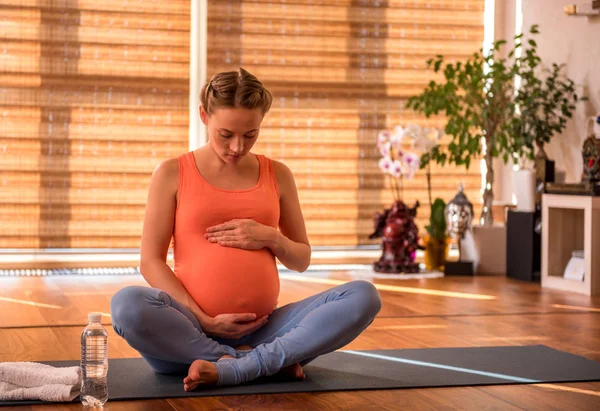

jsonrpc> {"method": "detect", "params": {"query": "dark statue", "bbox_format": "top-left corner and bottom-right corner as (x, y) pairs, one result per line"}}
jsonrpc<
(582, 134), (600, 183)
(545, 126), (600, 196)
(369, 200), (420, 273)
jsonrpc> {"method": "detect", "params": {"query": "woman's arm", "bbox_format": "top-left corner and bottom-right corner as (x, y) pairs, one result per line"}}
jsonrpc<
(139, 159), (212, 326)
(266, 160), (311, 272)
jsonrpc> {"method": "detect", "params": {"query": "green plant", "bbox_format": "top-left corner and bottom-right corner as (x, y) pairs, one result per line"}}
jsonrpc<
(508, 26), (581, 161)
(425, 198), (447, 241)
(407, 30), (527, 226)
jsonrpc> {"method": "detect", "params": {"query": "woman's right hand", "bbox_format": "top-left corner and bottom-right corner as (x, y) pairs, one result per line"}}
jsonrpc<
(202, 313), (269, 340)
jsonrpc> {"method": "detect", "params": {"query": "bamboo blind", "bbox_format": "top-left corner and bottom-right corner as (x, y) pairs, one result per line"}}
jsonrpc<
(208, 0), (485, 246)
(1, 0), (485, 249)
(0, 0), (190, 248)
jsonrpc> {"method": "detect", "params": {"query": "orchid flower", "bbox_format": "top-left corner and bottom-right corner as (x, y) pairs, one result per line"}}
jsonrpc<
(403, 152), (421, 179)
(378, 141), (391, 157)
(377, 130), (391, 145)
(413, 133), (436, 153)
(391, 126), (405, 150)
(377, 124), (435, 201)
(390, 160), (403, 178)
(378, 156), (392, 173)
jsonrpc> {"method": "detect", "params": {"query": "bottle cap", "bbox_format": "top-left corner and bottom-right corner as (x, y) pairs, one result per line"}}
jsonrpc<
(88, 313), (102, 323)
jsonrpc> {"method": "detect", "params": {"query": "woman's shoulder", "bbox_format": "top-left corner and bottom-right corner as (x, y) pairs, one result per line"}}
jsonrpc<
(260, 156), (292, 179)
(149, 157), (180, 192)
(261, 156), (290, 174)
(154, 157), (179, 177)
(263, 157), (297, 196)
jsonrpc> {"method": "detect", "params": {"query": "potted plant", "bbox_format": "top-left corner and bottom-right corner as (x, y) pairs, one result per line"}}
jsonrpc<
(508, 25), (581, 209)
(371, 125), (450, 272)
(406, 32), (526, 226)
(368, 128), (421, 274)
(403, 125), (451, 271)
(405, 28), (550, 274)
(423, 198), (450, 271)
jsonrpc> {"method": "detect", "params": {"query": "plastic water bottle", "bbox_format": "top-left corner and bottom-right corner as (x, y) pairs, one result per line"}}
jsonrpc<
(80, 312), (109, 406)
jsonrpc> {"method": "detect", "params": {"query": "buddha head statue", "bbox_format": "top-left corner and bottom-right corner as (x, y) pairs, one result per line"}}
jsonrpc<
(445, 184), (474, 239)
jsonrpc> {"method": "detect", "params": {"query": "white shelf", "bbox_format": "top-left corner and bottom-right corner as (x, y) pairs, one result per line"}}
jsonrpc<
(541, 194), (600, 296)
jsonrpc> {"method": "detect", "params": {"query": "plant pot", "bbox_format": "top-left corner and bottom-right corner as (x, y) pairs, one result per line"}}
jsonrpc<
(472, 224), (507, 275)
(512, 169), (536, 212)
(423, 234), (450, 271)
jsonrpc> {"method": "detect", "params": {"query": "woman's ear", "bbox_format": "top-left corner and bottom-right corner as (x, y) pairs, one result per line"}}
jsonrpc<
(199, 106), (208, 125)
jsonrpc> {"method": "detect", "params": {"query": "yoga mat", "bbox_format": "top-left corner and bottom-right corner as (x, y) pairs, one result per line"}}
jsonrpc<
(3, 345), (600, 405)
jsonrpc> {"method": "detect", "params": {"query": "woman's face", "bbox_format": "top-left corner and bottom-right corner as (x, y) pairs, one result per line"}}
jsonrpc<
(200, 107), (263, 164)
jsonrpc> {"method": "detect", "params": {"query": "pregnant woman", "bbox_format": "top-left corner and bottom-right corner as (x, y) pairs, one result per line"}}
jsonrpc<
(110, 68), (382, 391)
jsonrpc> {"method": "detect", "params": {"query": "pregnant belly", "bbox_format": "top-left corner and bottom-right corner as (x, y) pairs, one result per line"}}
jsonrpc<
(177, 245), (280, 318)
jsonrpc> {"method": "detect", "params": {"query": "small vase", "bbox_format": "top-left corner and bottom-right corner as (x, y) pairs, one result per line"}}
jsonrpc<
(423, 234), (450, 272)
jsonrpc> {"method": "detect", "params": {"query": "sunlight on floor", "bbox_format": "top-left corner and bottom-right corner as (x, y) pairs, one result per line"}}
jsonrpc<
(280, 273), (496, 300)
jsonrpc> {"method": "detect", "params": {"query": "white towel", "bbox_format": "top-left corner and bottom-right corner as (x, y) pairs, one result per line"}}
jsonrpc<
(0, 362), (81, 402)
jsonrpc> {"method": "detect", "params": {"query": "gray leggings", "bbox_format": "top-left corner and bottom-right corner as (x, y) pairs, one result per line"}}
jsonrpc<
(110, 279), (382, 386)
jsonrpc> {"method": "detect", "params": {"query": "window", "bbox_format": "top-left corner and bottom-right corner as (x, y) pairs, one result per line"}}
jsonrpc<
(208, 1), (485, 246)
(1, 0), (190, 248)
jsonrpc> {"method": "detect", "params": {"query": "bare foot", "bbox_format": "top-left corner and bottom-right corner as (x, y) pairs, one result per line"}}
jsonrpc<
(275, 362), (306, 381)
(183, 359), (220, 392)
(235, 345), (305, 381)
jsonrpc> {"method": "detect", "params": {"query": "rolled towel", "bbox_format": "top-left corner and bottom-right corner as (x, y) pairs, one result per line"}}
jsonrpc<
(0, 362), (81, 402)
(0, 381), (80, 402)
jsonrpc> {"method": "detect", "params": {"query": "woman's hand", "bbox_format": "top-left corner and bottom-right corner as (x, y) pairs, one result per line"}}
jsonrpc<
(205, 219), (275, 250)
(202, 313), (269, 339)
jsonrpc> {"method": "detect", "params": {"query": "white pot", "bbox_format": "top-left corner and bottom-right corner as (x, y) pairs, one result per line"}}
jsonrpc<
(512, 169), (536, 212)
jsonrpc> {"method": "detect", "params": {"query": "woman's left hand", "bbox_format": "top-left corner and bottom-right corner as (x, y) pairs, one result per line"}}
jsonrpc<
(205, 219), (274, 250)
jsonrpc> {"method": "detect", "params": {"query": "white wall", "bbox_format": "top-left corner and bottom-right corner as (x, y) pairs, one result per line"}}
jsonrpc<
(522, 0), (600, 182)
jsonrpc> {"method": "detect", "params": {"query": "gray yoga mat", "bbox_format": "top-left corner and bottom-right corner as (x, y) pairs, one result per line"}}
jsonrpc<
(3, 345), (600, 405)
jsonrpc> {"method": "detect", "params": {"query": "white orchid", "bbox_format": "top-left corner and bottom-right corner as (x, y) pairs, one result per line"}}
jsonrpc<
(377, 123), (444, 204)
(389, 134), (403, 151)
(390, 160), (403, 178)
(404, 124), (423, 139)
(377, 131), (392, 156)
(378, 124), (445, 201)
(391, 126), (405, 149)
(403, 152), (421, 179)
(413, 133), (437, 153)
(378, 156), (392, 173)
(378, 141), (391, 157)
(393, 125), (405, 138)
(377, 130), (391, 145)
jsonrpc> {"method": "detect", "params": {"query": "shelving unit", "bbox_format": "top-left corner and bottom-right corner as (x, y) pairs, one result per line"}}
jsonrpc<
(541, 194), (600, 296)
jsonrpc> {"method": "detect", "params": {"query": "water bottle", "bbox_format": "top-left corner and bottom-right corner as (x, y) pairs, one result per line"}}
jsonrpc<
(80, 312), (109, 406)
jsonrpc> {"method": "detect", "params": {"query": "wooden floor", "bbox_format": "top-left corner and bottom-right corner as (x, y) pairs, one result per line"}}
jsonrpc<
(1, 270), (599, 410)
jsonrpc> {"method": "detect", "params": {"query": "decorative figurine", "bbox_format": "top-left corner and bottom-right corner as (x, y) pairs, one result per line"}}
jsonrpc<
(444, 185), (476, 275)
(546, 114), (600, 196)
(370, 200), (420, 273)
(582, 131), (600, 183)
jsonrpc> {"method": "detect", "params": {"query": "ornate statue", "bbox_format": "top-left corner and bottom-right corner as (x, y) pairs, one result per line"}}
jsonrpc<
(546, 114), (600, 196)
(370, 200), (420, 273)
(582, 133), (600, 183)
(444, 184), (476, 275)
(445, 185), (474, 242)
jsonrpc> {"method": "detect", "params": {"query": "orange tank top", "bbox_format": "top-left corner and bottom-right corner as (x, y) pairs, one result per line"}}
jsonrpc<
(173, 151), (281, 318)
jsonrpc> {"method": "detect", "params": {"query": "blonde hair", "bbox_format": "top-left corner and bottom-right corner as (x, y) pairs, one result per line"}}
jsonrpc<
(200, 68), (273, 116)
